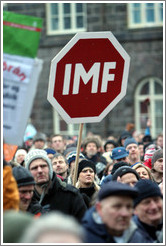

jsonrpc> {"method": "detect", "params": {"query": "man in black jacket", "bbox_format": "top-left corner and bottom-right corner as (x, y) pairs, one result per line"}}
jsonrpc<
(25, 149), (87, 221)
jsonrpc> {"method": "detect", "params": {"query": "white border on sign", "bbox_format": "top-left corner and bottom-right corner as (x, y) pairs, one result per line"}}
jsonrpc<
(47, 31), (130, 124)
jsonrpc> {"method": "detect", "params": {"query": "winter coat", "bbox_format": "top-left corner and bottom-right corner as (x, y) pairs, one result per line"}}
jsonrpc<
(3, 162), (19, 211)
(32, 172), (87, 222)
(79, 185), (99, 208)
(27, 200), (46, 216)
(133, 215), (162, 242)
(100, 174), (112, 186)
(82, 206), (153, 243)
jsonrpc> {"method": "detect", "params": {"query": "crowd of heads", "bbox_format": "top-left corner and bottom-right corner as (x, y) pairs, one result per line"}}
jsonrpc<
(3, 124), (164, 243)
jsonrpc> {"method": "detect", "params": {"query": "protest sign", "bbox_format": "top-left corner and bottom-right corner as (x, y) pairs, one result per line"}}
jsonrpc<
(3, 11), (43, 145)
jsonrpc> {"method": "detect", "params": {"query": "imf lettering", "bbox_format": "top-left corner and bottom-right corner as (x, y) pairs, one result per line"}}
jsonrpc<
(62, 62), (116, 95)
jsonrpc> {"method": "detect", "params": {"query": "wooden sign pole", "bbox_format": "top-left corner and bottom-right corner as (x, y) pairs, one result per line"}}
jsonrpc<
(73, 123), (84, 187)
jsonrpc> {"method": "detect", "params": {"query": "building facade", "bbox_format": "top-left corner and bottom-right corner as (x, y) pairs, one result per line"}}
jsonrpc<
(4, 2), (163, 140)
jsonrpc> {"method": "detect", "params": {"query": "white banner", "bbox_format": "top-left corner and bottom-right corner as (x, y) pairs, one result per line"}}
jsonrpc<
(3, 54), (43, 145)
(3, 53), (35, 84)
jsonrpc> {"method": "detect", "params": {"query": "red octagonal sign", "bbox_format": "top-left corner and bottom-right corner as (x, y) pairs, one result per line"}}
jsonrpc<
(47, 32), (130, 124)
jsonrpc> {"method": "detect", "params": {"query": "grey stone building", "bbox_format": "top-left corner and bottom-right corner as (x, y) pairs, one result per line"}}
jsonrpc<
(4, 2), (163, 140)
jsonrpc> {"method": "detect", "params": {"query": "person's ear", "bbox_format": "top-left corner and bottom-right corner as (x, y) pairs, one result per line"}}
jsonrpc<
(117, 176), (121, 182)
(133, 206), (139, 215)
(95, 201), (102, 217)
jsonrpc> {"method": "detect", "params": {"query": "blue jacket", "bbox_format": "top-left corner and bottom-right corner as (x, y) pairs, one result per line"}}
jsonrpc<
(82, 206), (153, 243)
(133, 215), (162, 242)
(100, 174), (112, 186)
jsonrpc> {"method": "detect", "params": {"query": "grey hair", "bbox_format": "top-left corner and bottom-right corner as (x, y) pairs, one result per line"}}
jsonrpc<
(19, 212), (85, 243)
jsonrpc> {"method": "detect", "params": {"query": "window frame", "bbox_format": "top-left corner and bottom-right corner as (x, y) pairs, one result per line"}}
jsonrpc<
(53, 109), (86, 137)
(134, 77), (163, 138)
(46, 3), (87, 35)
(127, 2), (163, 29)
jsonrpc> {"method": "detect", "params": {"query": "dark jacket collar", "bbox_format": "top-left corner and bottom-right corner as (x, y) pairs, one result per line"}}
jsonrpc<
(79, 185), (96, 198)
(133, 215), (162, 240)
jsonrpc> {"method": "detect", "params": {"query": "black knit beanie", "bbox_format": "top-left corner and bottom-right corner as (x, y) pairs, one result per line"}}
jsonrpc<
(111, 161), (131, 175)
(77, 159), (96, 179)
(134, 179), (163, 207)
(12, 166), (35, 187)
(112, 166), (140, 181)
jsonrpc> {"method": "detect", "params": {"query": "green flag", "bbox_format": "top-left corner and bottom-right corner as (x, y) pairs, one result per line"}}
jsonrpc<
(3, 11), (43, 58)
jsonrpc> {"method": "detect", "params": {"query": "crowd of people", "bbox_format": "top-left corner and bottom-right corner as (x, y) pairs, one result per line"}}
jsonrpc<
(3, 121), (163, 243)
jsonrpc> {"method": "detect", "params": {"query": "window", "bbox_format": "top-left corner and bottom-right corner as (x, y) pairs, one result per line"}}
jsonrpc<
(134, 77), (163, 138)
(128, 3), (163, 28)
(46, 3), (87, 35)
(53, 110), (86, 137)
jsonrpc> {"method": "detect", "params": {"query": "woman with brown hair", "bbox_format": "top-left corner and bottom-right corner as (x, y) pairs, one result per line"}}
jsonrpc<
(132, 163), (154, 181)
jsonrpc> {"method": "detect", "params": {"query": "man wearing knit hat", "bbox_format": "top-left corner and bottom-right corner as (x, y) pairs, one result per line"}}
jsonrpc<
(12, 165), (42, 214)
(124, 137), (140, 166)
(101, 161), (131, 186)
(24, 149), (87, 221)
(112, 166), (140, 187)
(31, 132), (47, 150)
(133, 179), (163, 242)
(82, 181), (151, 243)
(151, 149), (163, 184)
